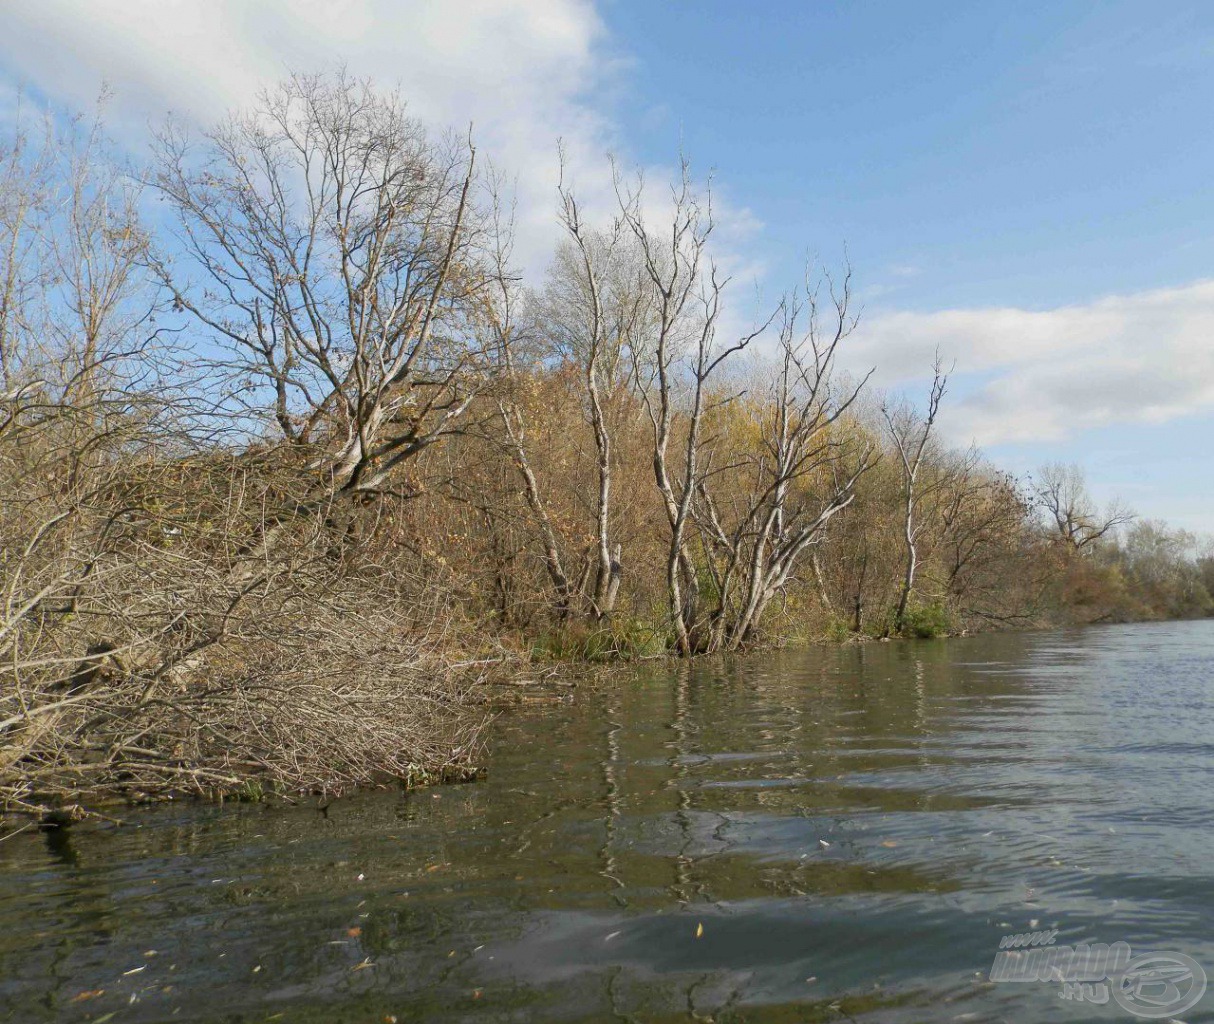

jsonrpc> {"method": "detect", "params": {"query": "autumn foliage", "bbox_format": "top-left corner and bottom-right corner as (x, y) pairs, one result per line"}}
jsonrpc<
(2, 74), (1207, 816)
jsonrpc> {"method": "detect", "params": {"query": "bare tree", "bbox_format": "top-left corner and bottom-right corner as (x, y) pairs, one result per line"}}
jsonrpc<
(151, 71), (498, 500)
(617, 160), (768, 654)
(695, 273), (875, 650)
(0, 110), (198, 813)
(1034, 461), (1133, 553)
(0, 102), (54, 391)
(533, 164), (652, 620)
(939, 464), (1017, 582)
(882, 355), (950, 634)
(1, 92), (489, 818)
(480, 220), (575, 619)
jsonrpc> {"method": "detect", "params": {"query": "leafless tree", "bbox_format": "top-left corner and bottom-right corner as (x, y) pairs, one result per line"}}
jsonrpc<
(1034, 461), (1133, 553)
(480, 217), (575, 619)
(617, 159), (769, 654)
(151, 71), (498, 500)
(696, 272), (875, 650)
(1, 91), (489, 817)
(882, 355), (950, 634)
(0, 102), (54, 391)
(532, 162), (652, 620)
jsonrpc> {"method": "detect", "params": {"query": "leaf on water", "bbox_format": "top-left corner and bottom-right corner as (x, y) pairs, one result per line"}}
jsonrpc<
(351, 958), (374, 972)
(347, 927), (362, 937)
(122, 965), (146, 976)
(70, 990), (104, 1003)
(695, 922), (704, 939)
(819, 839), (831, 848)
(93, 1014), (117, 1024)
(881, 841), (898, 848)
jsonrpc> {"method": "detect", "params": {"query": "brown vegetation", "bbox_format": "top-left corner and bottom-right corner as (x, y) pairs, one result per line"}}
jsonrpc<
(1, 75), (1208, 817)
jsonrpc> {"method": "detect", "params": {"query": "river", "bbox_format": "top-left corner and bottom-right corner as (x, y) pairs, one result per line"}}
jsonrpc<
(3, 620), (1213, 1022)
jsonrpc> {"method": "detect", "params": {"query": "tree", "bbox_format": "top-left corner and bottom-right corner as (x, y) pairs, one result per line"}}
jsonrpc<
(618, 159), (768, 654)
(937, 462), (1040, 625)
(0, 99), (54, 392)
(528, 166), (653, 621)
(481, 223), (576, 619)
(1119, 519), (1214, 618)
(882, 356), (949, 634)
(152, 70), (498, 500)
(1034, 462), (1132, 554)
(695, 272), (875, 650)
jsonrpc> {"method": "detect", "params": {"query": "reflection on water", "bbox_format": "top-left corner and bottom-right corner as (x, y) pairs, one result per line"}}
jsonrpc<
(2, 621), (1214, 1022)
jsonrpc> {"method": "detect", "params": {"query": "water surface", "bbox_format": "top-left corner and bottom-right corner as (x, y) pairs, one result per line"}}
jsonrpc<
(3, 621), (1214, 1022)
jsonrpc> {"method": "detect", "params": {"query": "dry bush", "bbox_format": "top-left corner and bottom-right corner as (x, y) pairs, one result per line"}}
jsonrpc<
(1, 409), (487, 816)
(0, 83), (493, 818)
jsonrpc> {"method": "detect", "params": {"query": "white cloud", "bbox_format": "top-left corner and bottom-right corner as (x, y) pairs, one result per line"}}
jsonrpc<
(0, 0), (757, 279)
(11, 2), (1207, 455)
(850, 280), (1214, 446)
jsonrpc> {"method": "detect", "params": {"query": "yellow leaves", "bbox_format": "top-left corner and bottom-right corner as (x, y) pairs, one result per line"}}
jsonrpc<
(695, 922), (704, 939)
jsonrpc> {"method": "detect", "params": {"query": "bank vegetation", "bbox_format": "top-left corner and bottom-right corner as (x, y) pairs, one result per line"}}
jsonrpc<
(3, 74), (1210, 817)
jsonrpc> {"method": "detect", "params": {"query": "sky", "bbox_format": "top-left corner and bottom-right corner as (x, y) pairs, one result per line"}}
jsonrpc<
(1, 0), (1212, 531)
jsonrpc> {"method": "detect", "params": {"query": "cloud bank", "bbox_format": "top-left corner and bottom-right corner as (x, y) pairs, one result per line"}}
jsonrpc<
(3, 3), (1212, 454)
(0, 0), (639, 273)
(853, 280), (1214, 446)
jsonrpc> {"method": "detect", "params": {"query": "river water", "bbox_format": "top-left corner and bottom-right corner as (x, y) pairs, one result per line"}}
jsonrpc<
(3, 620), (1214, 1023)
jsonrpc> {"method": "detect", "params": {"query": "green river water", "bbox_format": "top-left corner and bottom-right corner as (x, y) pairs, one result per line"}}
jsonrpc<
(3, 620), (1213, 1023)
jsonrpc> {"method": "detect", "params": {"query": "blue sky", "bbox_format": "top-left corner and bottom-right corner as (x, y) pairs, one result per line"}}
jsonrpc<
(2, 1), (1212, 531)
(606, 2), (1214, 307)
(593, 2), (1214, 530)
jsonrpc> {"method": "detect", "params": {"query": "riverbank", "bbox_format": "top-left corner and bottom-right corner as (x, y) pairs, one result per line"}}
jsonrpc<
(5, 68), (1212, 829)
(9, 602), (1213, 824)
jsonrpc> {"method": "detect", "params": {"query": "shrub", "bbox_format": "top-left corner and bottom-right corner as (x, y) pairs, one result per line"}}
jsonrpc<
(822, 617), (855, 643)
(898, 602), (952, 639)
(530, 616), (670, 662)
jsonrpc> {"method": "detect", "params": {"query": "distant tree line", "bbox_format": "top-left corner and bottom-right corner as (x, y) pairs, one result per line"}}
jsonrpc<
(2, 73), (1208, 815)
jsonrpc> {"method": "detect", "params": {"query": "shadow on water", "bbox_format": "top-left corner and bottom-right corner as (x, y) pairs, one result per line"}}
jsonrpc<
(2, 620), (1214, 1022)
(41, 825), (79, 870)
